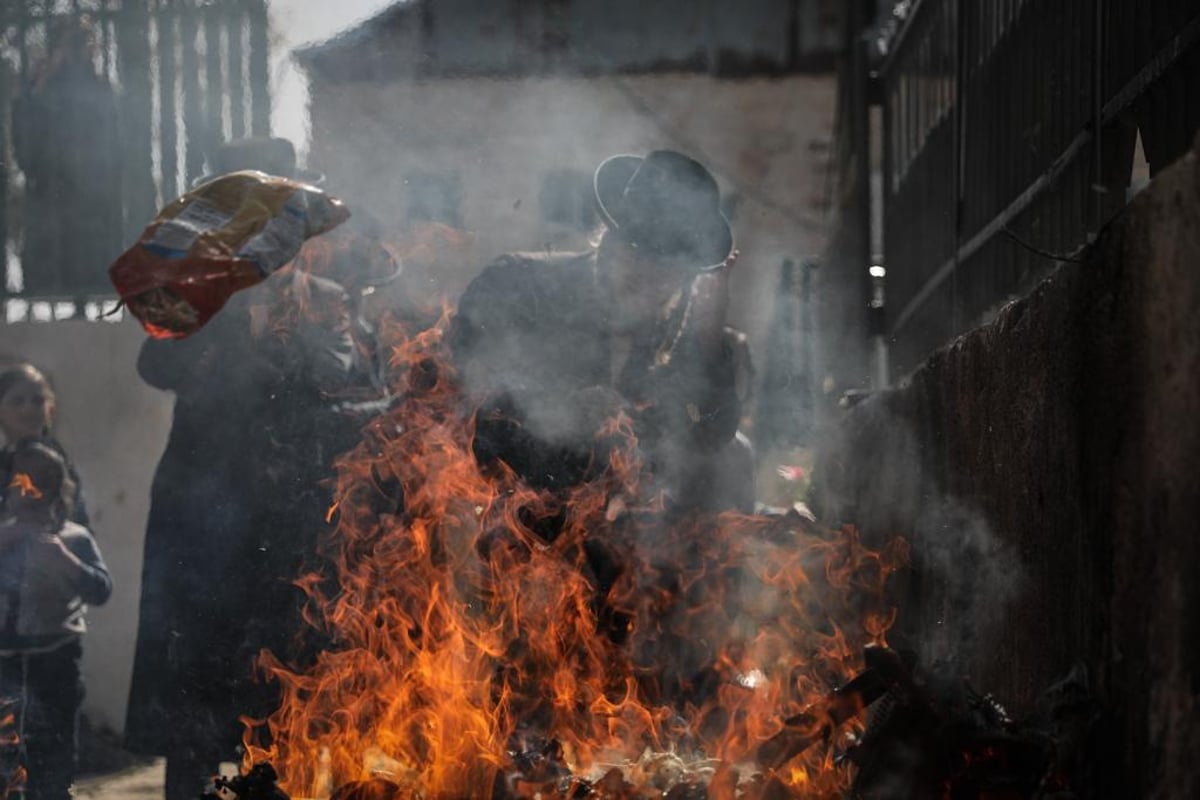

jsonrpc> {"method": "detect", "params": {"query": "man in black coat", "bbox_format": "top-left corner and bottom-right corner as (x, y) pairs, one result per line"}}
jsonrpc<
(125, 270), (359, 799)
(450, 150), (754, 516)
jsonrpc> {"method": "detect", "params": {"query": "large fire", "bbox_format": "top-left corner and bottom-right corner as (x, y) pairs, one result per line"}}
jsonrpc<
(241, 305), (908, 798)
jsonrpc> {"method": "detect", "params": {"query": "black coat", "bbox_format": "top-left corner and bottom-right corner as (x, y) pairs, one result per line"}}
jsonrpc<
(124, 273), (361, 754)
(449, 250), (753, 513)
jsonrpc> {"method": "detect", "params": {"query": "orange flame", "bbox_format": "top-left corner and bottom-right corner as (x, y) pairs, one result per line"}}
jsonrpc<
(2, 700), (26, 797)
(243, 311), (908, 798)
(7, 473), (42, 500)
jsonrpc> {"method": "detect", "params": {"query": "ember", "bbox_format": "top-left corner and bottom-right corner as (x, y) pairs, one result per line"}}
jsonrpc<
(838, 654), (1093, 799)
(1, 697), (24, 797)
(204, 762), (290, 800)
(236, 312), (909, 799)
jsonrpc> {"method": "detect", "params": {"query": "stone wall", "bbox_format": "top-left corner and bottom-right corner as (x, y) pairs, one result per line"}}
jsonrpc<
(815, 140), (1200, 797)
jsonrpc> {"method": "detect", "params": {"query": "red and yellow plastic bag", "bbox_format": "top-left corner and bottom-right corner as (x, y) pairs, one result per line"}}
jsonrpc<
(108, 170), (350, 338)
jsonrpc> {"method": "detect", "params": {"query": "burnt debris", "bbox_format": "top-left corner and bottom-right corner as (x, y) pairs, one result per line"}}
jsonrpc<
(202, 762), (290, 800)
(760, 644), (1096, 800)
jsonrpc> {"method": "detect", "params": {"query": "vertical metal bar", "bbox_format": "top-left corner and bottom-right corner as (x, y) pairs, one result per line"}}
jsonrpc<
(117, 0), (156, 243)
(1009, 1), (1021, 271)
(1061, 0), (1073, 247)
(61, 0), (82, 311)
(1164, 0), (1180, 160)
(1065, 0), (1075, 244)
(960, 0), (971, 238)
(907, 27), (915, 176)
(1021, 2), (1034, 284)
(982, 0), (993, 303)
(1109, 0), (1121, 91)
(952, 0), (965, 335)
(204, 2), (224, 163)
(916, 39), (923, 162)
(1019, 2), (1029, 213)
(17, 0), (30, 88)
(1092, 0), (1104, 232)
(0, 30), (9, 302)
(226, 0), (245, 140)
(1071, 0), (1083, 241)
(1070, 0), (1080, 244)
(1045, 0), (1058, 253)
(100, 0), (113, 82)
(248, 0), (270, 137)
(898, 73), (906, 189)
(157, 0), (178, 200)
(180, 0), (204, 184)
(854, 33), (873, 360)
(1138, 0), (1157, 170)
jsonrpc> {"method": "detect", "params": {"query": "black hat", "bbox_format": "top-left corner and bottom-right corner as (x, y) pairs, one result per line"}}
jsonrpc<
(193, 137), (325, 188)
(593, 150), (733, 271)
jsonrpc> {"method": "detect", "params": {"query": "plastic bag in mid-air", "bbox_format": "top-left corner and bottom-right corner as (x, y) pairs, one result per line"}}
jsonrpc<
(109, 170), (350, 338)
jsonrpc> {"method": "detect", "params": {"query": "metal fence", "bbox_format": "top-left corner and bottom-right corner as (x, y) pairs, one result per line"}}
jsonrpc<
(0, 0), (270, 321)
(857, 0), (1200, 376)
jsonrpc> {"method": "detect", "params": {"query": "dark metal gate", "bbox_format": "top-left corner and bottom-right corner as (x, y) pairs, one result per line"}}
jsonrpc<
(831, 0), (1200, 378)
(0, 0), (270, 321)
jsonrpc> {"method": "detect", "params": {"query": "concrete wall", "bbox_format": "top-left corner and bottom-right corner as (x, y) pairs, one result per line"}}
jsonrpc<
(1, 317), (173, 734)
(814, 139), (1200, 796)
(306, 73), (835, 360)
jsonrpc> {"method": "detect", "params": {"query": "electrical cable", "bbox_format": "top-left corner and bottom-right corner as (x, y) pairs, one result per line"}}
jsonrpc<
(999, 225), (1086, 264)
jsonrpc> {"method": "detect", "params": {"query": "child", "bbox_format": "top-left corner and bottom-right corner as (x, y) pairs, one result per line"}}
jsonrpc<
(0, 364), (89, 527)
(0, 440), (111, 800)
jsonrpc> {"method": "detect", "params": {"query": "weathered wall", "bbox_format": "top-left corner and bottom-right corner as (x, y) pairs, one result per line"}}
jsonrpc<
(0, 317), (173, 734)
(815, 139), (1200, 797)
(306, 73), (835, 360)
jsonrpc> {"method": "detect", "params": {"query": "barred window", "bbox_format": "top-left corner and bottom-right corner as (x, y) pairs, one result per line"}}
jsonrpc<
(539, 169), (596, 231)
(406, 171), (464, 227)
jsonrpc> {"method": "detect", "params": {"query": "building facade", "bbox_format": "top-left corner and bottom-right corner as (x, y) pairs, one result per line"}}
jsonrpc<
(297, 0), (840, 362)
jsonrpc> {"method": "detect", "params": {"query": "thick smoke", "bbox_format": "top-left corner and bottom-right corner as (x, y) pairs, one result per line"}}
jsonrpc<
(913, 498), (1026, 662)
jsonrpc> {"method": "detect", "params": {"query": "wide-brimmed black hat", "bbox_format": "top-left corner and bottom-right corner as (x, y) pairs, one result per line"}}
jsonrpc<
(192, 137), (325, 188)
(594, 150), (733, 271)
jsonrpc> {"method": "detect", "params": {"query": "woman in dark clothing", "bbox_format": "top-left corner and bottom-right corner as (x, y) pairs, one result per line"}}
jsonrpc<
(123, 292), (267, 795)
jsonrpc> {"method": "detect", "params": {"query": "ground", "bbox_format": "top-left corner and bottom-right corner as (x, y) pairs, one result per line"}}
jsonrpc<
(75, 760), (164, 799)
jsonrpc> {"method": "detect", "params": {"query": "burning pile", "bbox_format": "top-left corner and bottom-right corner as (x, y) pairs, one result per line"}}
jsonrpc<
(239, 312), (910, 798)
(1, 697), (24, 797)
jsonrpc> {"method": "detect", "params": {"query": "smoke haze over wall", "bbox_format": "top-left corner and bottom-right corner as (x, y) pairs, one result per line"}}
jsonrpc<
(268, 0), (393, 161)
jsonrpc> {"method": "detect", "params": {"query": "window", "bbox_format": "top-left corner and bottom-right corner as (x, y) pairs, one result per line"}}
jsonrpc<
(539, 169), (597, 231)
(406, 171), (464, 226)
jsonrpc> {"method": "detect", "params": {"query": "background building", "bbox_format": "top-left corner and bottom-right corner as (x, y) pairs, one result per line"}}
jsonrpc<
(296, 0), (843, 374)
